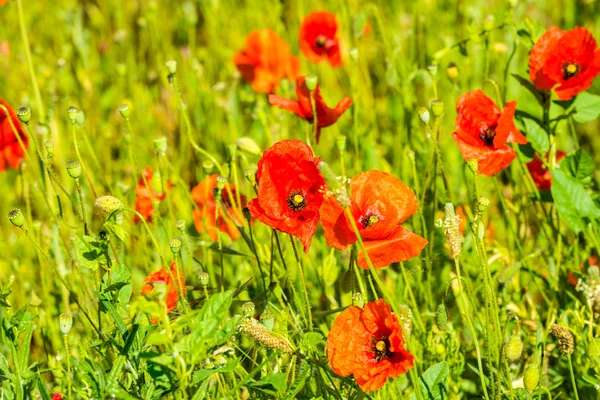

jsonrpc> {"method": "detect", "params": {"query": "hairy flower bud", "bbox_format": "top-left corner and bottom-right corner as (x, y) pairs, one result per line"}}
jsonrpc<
(523, 363), (540, 393)
(237, 137), (261, 155)
(504, 334), (523, 363)
(94, 195), (123, 215)
(238, 316), (294, 354)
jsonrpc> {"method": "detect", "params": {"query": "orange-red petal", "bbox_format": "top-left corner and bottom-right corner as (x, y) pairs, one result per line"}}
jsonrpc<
(357, 226), (428, 269)
(452, 132), (516, 177)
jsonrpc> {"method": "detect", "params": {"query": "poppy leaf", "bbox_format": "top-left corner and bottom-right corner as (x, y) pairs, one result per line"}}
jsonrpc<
(417, 361), (449, 400)
(571, 92), (600, 123)
(520, 117), (549, 152)
(551, 170), (600, 233)
(207, 242), (250, 257)
(559, 149), (595, 183)
(299, 332), (324, 353)
(248, 372), (288, 394)
(282, 360), (311, 400)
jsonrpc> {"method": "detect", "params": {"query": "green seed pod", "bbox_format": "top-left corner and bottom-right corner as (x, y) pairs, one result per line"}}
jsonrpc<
(237, 137), (261, 155)
(118, 104), (129, 118)
(430, 99), (444, 117)
(154, 137), (167, 154)
(305, 75), (318, 91)
(169, 239), (182, 255)
(406, 149), (415, 160)
(244, 168), (256, 185)
(216, 176), (227, 191)
(467, 158), (479, 174)
(44, 140), (54, 155)
(427, 63), (438, 77)
(202, 160), (214, 175)
(94, 195), (124, 215)
(123, 131), (132, 145)
(16, 105), (31, 124)
(75, 109), (86, 126)
(478, 197), (490, 212)
(482, 15), (495, 32)
(523, 363), (540, 394)
(166, 60), (177, 75)
(8, 208), (24, 228)
(67, 106), (79, 123)
(176, 219), (186, 232)
(418, 107), (430, 125)
(241, 301), (256, 317)
(504, 335), (524, 363)
(352, 292), (365, 308)
(446, 62), (459, 82)
(59, 313), (73, 335)
(198, 272), (209, 286)
(348, 48), (359, 61)
(66, 159), (82, 179)
(435, 303), (448, 332)
(151, 171), (164, 194)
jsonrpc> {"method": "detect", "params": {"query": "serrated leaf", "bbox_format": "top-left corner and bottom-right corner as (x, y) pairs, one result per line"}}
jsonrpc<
(560, 149), (595, 183)
(249, 372), (287, 394)
(299, 332), (324, 353)
(282, 360), (311, 400)
(419, 361), (449, 400)
(551, 170), (600, 233)
(521, 118), (549, 152)
(571, 92), (600, 123)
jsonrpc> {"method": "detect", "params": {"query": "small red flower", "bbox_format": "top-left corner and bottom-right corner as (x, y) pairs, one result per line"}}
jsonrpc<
(191, 174), (246, 242)
(248, 139), (325, 252)
(51, 393), (63, 400)
(452, 90), (527, 177)
(529, 26), (600, 100)
(0, 99), (28, 172)
(526, 151), (567, 190)
(321, 170), (427, 269)
(299, 11), (342, 67)
(134, 167), (172, 224)
(268, 77), (352, 143)
(141, 261), (186, 315)
(233, 28), (300, 93)
(327, 299), (414, 392)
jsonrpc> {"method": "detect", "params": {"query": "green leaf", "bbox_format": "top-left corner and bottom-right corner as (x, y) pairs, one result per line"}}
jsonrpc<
(419, 362), (449, 400)
(282, 360), (311, 400)
(551, 170), (600, 233)
(571, 92), (600, 123)
(249, 372), (287, 394)
(75, 235), (107, 270)
(560, 150), (595, 183)
(521, 118), (549, 152)
(10, 305), (28, 326)
(299, 332), (324, 354)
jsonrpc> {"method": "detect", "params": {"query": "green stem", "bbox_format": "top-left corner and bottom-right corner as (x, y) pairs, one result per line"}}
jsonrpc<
(568, 354), (580, 400)
(64, 334), (71, 400)
(289, 236), (313, 331)
(123, 207), (168, 267)
(76, 178), (89, 235)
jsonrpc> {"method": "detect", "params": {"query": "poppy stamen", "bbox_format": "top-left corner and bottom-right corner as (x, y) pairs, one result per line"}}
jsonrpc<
(479, 127), (496, 146)
(371, 336), (392, 361)
(359, 213), (380, 228)
(562, 62), (580, 80)
(287, 190), (307, 212)
(315, 35), (328, 48)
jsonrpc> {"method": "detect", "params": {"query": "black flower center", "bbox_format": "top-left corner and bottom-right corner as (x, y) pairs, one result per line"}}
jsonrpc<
(287, 190), (307, 212)
(371, 336), (391, 361)
(315, 35), (327, 48)
(479, 127), (496, 146)
(359, 213), (380, 228)
(562, 62), (579, 80)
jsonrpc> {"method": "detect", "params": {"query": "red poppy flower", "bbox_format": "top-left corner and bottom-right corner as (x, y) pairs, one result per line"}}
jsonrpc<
(141, 261), (186, 315)
(268, 77), (352, 143)
(248, 139), (325, 252)
(233, 28), (300, 93)
(191, 174), (246, 242)
(451, 90), (527, 177)
(134, 167), (172, 224)
(526, 151), (567, 190)
(299, 11), (342, 67)
(327, 299), (414, 392)
(529, 26), (600, 100)
(0, 99), (28, 172)
(321, 170), (427, 269)
(52, 394), (63, 400)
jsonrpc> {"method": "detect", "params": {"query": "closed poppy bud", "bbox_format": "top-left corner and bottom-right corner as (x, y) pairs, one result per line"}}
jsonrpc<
(75, 109), (85, 126)
(467, 158), (479, 174)
(202, 160), (214, 175)
(244, 168), (256, 185)
(16, 105), (31, 124)
(66, 160), (81, 179)
(67, 106), (79, 123)
(216, 176), (227, 191)
(305, 75), (318, 91)
(352, 292), (365, 307)
(176, 219), (186, 231)
(418, 107), (430, 125)
(430, 99), (444, 117)
(446, 62), (459, 82)
(94, 195), (123, 215)
(427, 63), (438, 77)
(504, 334), (523, 363)
(406, 149), (415, 160)
(154, 137), (167, 154)
(8, 208), (24, 227)
(59, 313), (73, 335)
(166, 60), (177, 75)
(478, 197), (490, 211)
(118, 104), (129, 118)
(241, 301), (255, 317)
(482, 15), (495, 31)
(169, 238), (181, 255)
(242, 207), (252, 222)
(151, 171), (164, 194)
(523, 363), (540, 393)
(198, 272), (209, 286)
(435, 303), (448, 331)
(237, 137), (261, 155)
(336, 135), (346, 153)
(45, 140), (54, 155)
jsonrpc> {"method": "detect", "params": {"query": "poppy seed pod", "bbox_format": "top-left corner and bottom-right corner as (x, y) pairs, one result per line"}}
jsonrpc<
(430, 100), (444, 117)
(305, 75), (318, 91)
(237, 137), (261, 155)
(504, 334), (524, 363)
(169, 238), (182, 255)
(166, 60), (177, 75)
(523, 363), (540, 393)
(550, 324), (574, 355)
(215, 176), (227, 191)
(16, 105), (31, 124)
(427, 63), (438, 77)
(94, 195), (123, 215)
(478, 197), (490, 212)
(118, 104), (129, 118)
(59, 313), (73, 335)
(446, 62), (459, 82)
(244, 168), (256, 185)
(67, 106), (79, 123)
(8, 208), (24, 227)
(153, 137), (167, 154)
(198, 272), (209, 286)
(176, 219), (186, 231)
(435, 303), (448, 331)
(467, 158), (479, 174)
(352, 292), (365, 307)
(65, 160), (82, 179)
(202, 160), (214, 175)
(241, 301), (255, 317)
(44, 140), (54, 155)
(151, 171), (164, 194)
(418, 107), (430, 125)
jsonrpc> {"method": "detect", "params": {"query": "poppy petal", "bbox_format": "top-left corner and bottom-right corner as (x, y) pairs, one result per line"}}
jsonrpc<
(321, 195), (357, 249)
(494, 101), (527, 147)
(452, 132), (516, 177)
(454, 90), (501, 147)
(268, 94), (305, 119)
(356, 226), (428, 269)
(529, 26), (563, 90)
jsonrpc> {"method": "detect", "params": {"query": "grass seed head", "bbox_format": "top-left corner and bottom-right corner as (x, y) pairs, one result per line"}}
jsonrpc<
(550, 324), (574, 355)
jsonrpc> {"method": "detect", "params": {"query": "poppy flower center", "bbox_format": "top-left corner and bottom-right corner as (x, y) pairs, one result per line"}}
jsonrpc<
(479, 127), (496, 146)
(287, 190), (307, 212)
(371, 336), (392, 361)
(359, 213), (380, 228)
(315, 35), (328, 48)
(562, 62), (580, 80)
